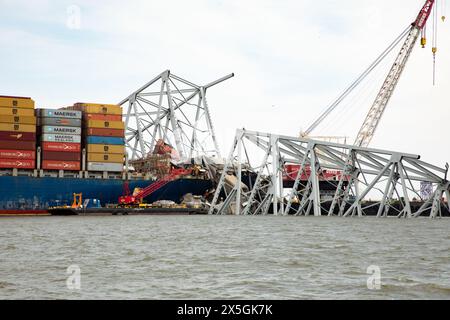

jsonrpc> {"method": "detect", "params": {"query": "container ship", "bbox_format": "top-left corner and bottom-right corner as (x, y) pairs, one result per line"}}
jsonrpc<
(0, 96), (213, 213)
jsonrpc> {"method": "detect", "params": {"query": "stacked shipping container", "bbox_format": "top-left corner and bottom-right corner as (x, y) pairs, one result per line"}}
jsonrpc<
(0, 96), (37, 169)
(37, 109), (82, 171)
(71, 103), (125, 172)
(0, 97), (126, 173)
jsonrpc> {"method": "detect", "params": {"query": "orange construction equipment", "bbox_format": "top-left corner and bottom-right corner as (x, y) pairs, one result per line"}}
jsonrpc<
(71, 193), (83, 208)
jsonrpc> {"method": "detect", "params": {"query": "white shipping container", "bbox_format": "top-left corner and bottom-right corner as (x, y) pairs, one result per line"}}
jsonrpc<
(87, 162), (123, 172)
(41, 125), (82, 135)
(38, 117), (82, 127)
(41, 133), (81, 143)
(37, 109), (82, 119)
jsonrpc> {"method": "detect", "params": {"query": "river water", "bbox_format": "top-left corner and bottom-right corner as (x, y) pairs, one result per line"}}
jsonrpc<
(0, 215), (449, 300)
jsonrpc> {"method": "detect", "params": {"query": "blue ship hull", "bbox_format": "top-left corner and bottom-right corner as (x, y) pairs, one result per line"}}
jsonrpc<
(0, 176), (212, 210)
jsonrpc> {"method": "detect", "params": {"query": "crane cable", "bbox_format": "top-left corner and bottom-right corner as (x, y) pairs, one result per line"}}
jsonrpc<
(317, 55), (392, 136)
(303, 26), (411, 136)
(442, 0), (446, 21)
(432, 1), (438, 85)
(421, 24), (427, 48)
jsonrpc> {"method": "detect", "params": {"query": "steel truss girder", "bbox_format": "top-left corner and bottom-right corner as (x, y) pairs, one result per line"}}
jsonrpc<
(209, 129), (449, 218)
(120, 70), (234, 162)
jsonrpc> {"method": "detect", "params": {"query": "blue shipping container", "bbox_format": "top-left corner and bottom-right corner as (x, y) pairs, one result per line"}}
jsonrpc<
(86, 136), (124, 145)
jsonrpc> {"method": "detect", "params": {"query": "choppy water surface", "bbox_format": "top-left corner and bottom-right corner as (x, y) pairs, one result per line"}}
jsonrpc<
(0, 215), (449, 300)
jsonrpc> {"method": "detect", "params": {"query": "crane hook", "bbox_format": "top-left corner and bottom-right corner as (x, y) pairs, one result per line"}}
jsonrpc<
(421, 37), (427, 48)
(432, 47), (437, 86)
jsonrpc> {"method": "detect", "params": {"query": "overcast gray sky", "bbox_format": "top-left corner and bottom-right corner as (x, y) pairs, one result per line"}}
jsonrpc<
(1, 0), (449, 167)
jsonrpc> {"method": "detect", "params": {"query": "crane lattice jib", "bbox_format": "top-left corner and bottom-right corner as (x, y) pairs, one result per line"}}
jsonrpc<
(354, 0), (435, 147)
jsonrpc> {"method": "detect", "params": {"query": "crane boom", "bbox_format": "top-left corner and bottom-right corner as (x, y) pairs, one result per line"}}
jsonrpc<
(354, 0), (436, 147)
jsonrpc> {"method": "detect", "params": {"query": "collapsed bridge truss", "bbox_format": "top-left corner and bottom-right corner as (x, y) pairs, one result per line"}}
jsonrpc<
(119, 70), (233, 163)
(209, 129), (450, 218)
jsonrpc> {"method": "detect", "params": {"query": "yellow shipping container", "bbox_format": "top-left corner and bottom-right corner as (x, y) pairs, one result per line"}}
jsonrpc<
(87, 144), (125, 154)
(85, 120), (125, 129)
(74, 103), (122, 115)
(0, 97), (35, 109)
(0, 107), (35, 116)
(2, 115), (36, 125)
(87, 153), (124, 163)
(0, 123), (36, 133)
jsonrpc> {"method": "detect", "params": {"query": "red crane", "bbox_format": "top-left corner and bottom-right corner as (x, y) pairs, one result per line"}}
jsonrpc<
(354, 0), (438, 147)
(118, 168), (192, 206)
(303, 0), (442, 148)
(287, 0), (443, 184)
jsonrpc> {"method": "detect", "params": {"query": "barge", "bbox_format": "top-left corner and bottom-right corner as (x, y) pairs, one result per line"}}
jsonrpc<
(48, 207), (208, 216)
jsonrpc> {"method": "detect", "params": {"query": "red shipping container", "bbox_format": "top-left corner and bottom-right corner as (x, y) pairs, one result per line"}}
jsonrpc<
(0, 131), (36, 141)
(84, 114), (122, 121)
(0, 149), (35, 160)
(42, 142), (81, 153)
(0, 159), (35, 169)
(42, 160), (80, 171)
(0, 140), (36, 150)
(84, 128), (124, 137)
(42, 151), (81, 161)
